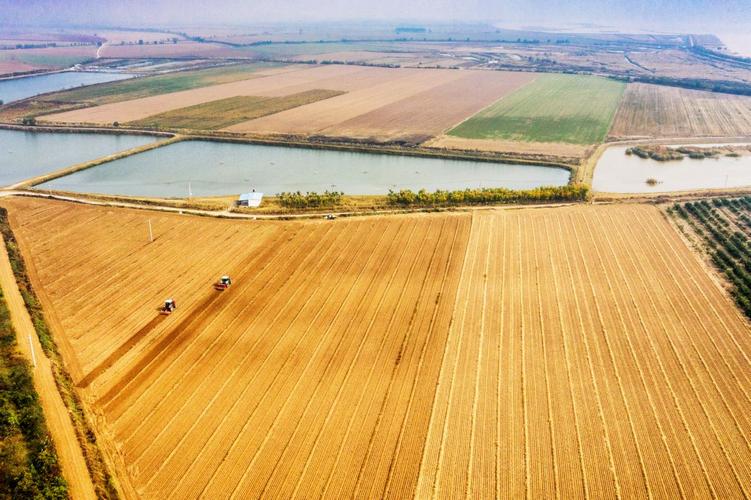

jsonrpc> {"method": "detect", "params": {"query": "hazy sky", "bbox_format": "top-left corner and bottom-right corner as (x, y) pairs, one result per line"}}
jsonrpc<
(1, 0), (749, 33)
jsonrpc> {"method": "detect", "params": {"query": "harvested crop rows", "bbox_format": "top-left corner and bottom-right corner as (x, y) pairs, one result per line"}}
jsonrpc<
(2, 197), (750, 498)
(610, 82), (751, 139)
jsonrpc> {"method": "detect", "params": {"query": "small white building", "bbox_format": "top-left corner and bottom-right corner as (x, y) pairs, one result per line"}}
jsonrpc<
(237, 192), (264, 207)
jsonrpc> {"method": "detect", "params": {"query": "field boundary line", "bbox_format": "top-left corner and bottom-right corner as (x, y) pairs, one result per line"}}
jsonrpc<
(577, 211), (652, 497)
(593, 210), (687, 497)
(250, 219), (422, 499)
(320, 219), (446, 499)
(413, 212), (474, 498)
(381, 216), (467, 498)
(429, 213), (482, 499)
(546, 214), (589, 498)
(282, 220), (412, 499)
(531, 216), (561, 498)
(465, 215), (492, 497)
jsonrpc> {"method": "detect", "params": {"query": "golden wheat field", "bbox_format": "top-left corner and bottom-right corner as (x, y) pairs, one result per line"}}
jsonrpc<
(609, 82), (751, 139)
(2, 197), (750, 499)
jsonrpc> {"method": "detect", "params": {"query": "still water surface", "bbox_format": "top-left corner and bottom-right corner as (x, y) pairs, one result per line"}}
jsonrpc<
(0, 129), (156, 186)
(593, 145), (751, 193)
(40, 139), (571, 197)
(0, 71), (133, 103)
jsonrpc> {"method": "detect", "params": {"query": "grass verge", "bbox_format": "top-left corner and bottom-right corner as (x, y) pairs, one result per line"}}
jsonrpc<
(0, 207), (119, 499)
(0, 281), (67, 498)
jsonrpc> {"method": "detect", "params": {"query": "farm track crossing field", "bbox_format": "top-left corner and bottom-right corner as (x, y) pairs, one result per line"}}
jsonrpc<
(2, 197), (750, 498)
(448, 74), (626, 145)
(609, 82), (751, 139)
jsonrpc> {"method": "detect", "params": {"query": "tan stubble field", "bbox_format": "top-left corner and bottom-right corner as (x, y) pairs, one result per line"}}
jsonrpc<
(2, 197), (750, 499)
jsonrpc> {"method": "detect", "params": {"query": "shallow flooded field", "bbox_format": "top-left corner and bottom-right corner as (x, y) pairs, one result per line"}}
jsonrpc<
(39, 139), (571, 197)
(0, 71), (133, 104)
(592, 145), (751, 193)
(0, 129), (156, 186)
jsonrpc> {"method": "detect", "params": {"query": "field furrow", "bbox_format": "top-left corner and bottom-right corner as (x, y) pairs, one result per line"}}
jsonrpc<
(3, 197), (749, 499)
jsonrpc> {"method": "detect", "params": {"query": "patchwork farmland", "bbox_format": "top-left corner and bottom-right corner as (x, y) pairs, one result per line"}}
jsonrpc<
(38, 65), (537, 145)
(2, 196), (750, 499)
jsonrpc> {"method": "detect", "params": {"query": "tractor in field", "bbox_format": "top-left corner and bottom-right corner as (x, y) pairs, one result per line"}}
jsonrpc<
(160, 298), (177, 315)
(214, 275), (232, 291)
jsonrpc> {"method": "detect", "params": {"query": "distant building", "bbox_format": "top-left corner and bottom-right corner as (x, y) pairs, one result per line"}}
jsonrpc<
(237, 192), (264, 207)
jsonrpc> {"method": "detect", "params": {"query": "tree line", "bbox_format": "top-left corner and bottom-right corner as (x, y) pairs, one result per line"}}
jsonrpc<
(386, 185), (588, 206)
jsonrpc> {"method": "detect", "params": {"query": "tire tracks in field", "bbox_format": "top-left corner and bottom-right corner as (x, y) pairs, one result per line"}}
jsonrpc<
(249, 219), (427, 498)
(201, 220), (405, 499)
(116, 222), (335, 458)
(138, 221), (359, 494)
(96, 224), (303, 408)
(168, 220), (388, 497)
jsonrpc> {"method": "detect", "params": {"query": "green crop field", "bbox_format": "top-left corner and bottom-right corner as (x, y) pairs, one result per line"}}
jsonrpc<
(130, 89), (344, 129)
(448, 74), (626, 144)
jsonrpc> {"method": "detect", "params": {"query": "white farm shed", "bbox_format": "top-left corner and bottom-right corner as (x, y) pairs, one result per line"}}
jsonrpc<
(238, 192), (264, 207)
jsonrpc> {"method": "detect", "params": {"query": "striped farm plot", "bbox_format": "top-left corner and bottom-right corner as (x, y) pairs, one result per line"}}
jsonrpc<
(1, 196), (750, 498)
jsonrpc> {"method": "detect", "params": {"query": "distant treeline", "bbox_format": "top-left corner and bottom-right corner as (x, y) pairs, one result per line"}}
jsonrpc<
(387, 185), (587, 207)
(277, 190), (343, 208)
(612, 74), (751, 96)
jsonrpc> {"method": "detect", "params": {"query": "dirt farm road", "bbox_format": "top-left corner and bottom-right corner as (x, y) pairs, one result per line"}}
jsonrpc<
(0, 237), (96, 499)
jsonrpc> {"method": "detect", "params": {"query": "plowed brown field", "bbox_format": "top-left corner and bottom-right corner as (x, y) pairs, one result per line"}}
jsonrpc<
(2, 197), (750, 499)
(610, 82), (751, 139)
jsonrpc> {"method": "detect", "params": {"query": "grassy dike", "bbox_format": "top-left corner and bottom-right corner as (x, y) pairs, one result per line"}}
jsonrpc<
(0, 278), (67, 497)
(0, 208), (119, 499)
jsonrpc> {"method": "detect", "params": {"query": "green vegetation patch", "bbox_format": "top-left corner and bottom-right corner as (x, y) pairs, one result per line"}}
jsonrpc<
(40, 61), (283, 105)
(0, 280), (67, 498)
(387, 184), (587, 207)
(130, 89), (345, 130)
(448, 74), (626, 145)
(671, 197), (751, 320)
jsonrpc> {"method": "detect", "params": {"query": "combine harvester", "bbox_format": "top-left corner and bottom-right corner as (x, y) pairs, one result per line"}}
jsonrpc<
(214, 275), (232, 291)
(160, 298), (177, 315)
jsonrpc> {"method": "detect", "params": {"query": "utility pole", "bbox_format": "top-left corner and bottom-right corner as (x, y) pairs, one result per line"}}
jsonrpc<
(28, 334), (36, 368)
(148, 219), (153, 242)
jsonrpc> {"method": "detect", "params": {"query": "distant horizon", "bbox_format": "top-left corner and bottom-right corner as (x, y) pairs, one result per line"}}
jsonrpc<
(0, 19), (745, 40)
(1, 0), (749, 35)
